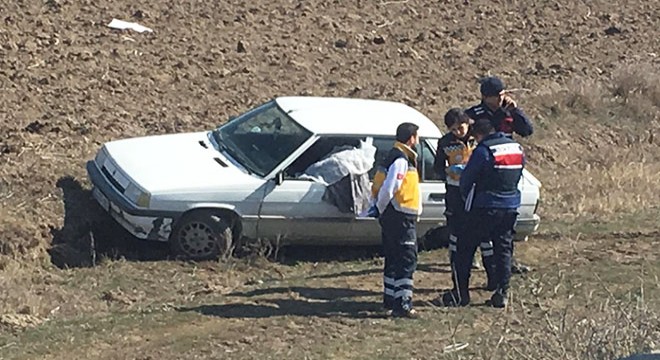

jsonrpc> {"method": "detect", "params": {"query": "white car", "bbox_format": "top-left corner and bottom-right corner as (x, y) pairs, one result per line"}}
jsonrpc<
(87, 97), (541, 260)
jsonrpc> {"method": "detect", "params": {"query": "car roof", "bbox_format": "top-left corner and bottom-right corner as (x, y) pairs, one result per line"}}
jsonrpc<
(274, 96), (443, 138)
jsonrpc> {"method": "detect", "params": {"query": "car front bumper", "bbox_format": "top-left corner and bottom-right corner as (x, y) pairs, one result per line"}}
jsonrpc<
(87, 161), (175, 242)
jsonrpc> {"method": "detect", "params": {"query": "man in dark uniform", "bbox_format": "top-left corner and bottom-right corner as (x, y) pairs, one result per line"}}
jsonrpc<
(442, 119), (525, 308)
(368, 122), (422, 318)
(465, 76), (534, 138)
(433, 108), (497, 290)
(465, 76), (533, 274)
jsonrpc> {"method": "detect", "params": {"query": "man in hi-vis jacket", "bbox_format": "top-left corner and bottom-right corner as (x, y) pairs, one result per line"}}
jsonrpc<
(368, 122), (422, 318)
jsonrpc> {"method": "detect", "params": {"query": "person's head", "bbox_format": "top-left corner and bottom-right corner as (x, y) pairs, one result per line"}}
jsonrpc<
(471, 119), (496, 142)
(396, 122), (420, 147)
(444, 108), (472, 139)
(480, 76), (506, 110)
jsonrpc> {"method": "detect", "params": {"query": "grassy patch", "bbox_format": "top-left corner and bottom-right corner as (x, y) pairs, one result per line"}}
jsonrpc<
(2, 236), (658, 360)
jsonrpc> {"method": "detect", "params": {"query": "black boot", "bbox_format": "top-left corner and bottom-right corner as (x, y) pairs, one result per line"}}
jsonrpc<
(440, 289), (470, 307)
(487, 289), (508, 308)
(482, 255), (497, 291)
(392, 308), (420, 319)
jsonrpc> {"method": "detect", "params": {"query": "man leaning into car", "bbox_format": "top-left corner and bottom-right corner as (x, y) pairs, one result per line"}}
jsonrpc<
(367, 122), (423, 318)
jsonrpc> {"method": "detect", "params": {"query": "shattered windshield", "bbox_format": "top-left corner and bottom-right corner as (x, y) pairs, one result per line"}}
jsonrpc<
(213, 101), (313, 177)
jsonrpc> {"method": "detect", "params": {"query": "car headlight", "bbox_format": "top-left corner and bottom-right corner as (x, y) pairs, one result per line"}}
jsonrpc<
(125, 183), (151, 208)
(95, 147), (108, 167)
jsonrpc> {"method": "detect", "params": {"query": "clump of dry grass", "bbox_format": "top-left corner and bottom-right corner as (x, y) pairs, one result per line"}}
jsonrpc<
(610, 64), (660, 122)
(563, 78), (607, 115)
(540, 147), (660, 222)
(527, 63), (660, 225)
(470, 259), (660, 360)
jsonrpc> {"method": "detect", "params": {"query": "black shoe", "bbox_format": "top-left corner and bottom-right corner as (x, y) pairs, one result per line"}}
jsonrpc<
(487, 290), (508, 308)
(441, 290), (470, 307)
(511, 261), (532, 274)
(392, 308), (420, 319)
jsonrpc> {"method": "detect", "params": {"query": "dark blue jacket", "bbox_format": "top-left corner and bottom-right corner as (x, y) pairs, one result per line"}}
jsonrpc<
(465, 102), (534, 137)
(460, 132), (525, 210)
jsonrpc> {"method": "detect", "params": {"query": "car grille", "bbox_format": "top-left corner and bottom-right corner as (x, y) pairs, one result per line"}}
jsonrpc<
(99, 161), (128, 193)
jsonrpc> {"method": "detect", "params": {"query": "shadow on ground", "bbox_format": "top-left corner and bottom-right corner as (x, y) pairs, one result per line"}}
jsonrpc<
(180, 285), (488, 318)
(48, 176), (170, 268)
(228, 286), (381, 300)
(179, 299), (386, 319)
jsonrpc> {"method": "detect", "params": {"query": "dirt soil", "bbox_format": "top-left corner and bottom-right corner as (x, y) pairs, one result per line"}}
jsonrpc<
(0, 0), (659, 358)
(1, 0), (659, 264)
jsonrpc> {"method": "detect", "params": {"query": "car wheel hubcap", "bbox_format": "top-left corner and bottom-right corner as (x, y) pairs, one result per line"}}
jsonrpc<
(179, 222), (218, 257)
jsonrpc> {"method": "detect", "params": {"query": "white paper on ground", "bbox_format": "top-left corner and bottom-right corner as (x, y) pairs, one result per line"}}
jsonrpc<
(107, 18), (153, 33)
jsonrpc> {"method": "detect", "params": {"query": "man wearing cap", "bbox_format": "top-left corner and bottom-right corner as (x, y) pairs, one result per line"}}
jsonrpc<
(465, 76), (534, 274)
(433, 108), (497, 290)
(465, 76), (534, 138)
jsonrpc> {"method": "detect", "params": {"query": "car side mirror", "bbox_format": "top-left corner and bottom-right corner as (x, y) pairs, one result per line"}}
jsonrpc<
(275, 172), (284, 186)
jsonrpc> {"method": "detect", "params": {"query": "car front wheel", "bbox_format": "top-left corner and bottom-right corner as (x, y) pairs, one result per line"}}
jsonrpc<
(170, 212), (233, 261)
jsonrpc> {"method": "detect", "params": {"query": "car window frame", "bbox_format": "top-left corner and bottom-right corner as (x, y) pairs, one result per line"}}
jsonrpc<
(279, 134), (370, 182)
(214, 100), (314, 178)
(369, 136), (444, 184)
(419, 137), (443, 183)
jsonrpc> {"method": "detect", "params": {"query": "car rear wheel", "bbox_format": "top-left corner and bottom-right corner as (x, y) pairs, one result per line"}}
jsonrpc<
(170, 212), (233, 261)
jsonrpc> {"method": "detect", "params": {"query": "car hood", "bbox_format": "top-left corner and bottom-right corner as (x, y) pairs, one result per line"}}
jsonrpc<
(103, 131), (258, 193)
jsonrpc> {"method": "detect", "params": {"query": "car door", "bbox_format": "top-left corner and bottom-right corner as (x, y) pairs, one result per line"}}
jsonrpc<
(257, 136), (363, 245)
(416, 138), (446, 237)
(350, 137), (446, 243)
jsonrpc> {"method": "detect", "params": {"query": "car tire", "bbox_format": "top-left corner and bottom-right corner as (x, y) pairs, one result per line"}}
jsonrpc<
(170, 212), (233, 261)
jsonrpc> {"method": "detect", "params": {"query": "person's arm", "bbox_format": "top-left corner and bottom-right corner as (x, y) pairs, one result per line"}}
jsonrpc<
(459, 145), (489, 199)
(511, 107), (534, 137)
(433, 139), (448, 182)
(376, 158), (408, 214)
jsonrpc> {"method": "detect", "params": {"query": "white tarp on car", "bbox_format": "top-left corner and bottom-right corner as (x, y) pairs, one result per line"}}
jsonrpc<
(299, 140), (376, 214)
(298, 139), (376, 186)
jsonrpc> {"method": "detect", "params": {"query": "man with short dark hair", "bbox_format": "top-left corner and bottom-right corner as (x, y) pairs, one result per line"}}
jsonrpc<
(442, 119), (525, 308)
(433, 108), (496, 290)
(368, 122), (422, 318)
(466, 76), (534, 274)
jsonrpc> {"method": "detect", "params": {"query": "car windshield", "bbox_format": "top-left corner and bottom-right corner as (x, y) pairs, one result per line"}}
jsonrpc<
(212, 101), (313, 177)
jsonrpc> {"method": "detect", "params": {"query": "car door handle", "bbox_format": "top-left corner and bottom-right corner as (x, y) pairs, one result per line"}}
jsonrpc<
(429, 193), (444, 201)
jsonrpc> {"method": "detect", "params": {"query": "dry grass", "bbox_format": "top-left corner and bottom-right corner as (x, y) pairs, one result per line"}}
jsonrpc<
(525, 63), (660, 227)
(539, 148), (660, 222)
(464, 236), (660, 360)
(610, 64), (660, 122)
(1, 235), (658, 360)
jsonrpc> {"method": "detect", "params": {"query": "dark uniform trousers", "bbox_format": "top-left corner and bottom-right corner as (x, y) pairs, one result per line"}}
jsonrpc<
(445, 185), (495, 280)
(380, 204), (417, 312)
(453, 208), (518, 298)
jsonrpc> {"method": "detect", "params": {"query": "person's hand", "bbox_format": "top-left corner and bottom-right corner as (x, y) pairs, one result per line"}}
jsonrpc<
(448, 164), (466, 176)
(502, 95), (517, 110)
(366, 205), (380, 218)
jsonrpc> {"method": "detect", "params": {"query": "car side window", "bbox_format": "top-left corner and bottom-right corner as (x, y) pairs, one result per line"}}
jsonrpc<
(370, 137), (442, 182)
(369, 137), (395, 180)
(420, 138), (442, 182)
(283, 136), (365, 180)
